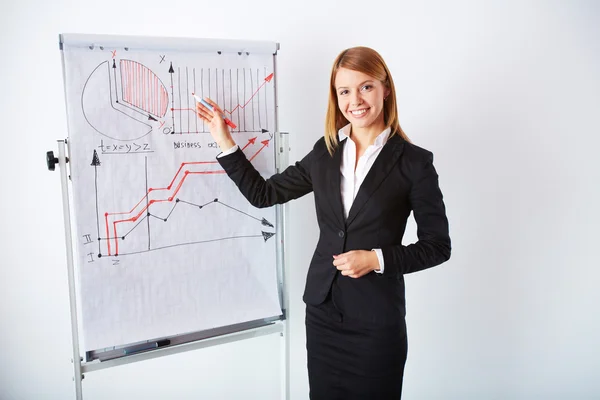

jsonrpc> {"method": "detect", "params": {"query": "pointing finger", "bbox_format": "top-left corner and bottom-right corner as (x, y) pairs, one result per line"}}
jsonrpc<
(204, 97), (224, 114)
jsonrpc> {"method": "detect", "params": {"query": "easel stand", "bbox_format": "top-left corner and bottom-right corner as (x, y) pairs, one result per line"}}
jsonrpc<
(47, 131), (291, 399)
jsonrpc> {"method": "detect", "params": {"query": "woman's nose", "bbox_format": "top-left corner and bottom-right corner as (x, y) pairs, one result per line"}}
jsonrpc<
(350, 93), (362, 107)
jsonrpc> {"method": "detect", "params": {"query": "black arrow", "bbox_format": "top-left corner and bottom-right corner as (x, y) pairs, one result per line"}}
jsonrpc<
(213, 199), (274, 227)
(113, 99), (148, 117)
(175, 198), (275, 229)
(169, 62), (175, 133)
(261, 231), (275, 242)
(112, 59), (119, 103)
(91, 149), (100, 166)
(91, 150), (101, 256)
(261, 218), (274, 228)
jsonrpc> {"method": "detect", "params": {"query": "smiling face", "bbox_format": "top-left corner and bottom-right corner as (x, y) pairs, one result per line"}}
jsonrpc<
(334, 67), (390, 137)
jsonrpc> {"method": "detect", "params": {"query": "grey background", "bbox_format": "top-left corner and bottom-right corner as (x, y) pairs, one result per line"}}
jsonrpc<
(1, 0), (598, 398)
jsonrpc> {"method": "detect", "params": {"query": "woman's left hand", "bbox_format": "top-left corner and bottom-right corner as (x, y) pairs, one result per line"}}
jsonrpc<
(333, 250), (380, 278)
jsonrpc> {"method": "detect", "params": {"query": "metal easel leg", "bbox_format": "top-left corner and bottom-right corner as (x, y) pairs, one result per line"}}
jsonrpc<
(53, 140), (84, 399)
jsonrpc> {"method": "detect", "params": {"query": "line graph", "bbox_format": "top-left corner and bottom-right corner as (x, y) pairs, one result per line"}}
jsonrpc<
(65, 45), (282, 351)
(94, 137), (273, 256)
(99, 199), (276, 257)
(167, 65), (274, 134)
(223, 72), (273, 115)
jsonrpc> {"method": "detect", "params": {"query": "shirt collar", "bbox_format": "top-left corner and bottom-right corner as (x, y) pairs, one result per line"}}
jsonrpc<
(337, 124), (391, 147)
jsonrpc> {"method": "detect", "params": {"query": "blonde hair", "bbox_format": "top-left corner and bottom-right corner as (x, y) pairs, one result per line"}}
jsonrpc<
(324, 46), (410, 155)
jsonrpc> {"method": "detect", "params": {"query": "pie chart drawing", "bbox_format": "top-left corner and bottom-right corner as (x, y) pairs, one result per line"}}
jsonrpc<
(81, 60), (169, 141)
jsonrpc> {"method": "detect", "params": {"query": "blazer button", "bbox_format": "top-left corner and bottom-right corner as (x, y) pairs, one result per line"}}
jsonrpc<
(338, 230), (345, 238)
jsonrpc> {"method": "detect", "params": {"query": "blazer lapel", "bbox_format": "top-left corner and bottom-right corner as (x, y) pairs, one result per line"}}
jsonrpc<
(325, 138), (346, 228)
(346, 135), (405, 227)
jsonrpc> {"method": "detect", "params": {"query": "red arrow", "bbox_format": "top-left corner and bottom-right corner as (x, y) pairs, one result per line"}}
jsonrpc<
(249, 139), (272, 162)
(223, 72), (275, 115)
(242, 137), (257, 151)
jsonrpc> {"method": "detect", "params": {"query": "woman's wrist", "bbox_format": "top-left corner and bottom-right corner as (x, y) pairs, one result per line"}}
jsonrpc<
(218, 138), (236, 153)
(370, 250), (381, 271)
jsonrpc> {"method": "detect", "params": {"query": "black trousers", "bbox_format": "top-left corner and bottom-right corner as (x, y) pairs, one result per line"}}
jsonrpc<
(305, 296), (408, 400)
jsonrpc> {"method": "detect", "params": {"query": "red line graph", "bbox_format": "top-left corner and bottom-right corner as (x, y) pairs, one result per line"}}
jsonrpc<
(224, 73), (273, 115)
(171, 72), (275, 132)
(103, 138), (271, 255)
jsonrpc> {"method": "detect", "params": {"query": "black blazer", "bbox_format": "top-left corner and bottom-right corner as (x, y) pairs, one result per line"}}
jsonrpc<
(217, 134), (451, 326)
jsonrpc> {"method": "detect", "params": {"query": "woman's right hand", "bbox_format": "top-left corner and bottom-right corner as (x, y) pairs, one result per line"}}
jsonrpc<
(195, 97), (236, 152)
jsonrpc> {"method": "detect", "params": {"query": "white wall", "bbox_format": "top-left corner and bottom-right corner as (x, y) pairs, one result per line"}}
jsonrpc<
(1, 1), (599, 399)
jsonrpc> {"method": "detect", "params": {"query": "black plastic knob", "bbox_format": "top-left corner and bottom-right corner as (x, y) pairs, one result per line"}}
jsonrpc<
(47, 151), (59, 171)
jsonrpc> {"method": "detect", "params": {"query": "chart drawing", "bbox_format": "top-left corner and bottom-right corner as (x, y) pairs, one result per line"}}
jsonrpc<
(82, 60), (168, 141)
(91, 135), (275, 257)
(62, 43), (281, 351)
(119, 59), (170, 118)
(166, 64), (274, 135)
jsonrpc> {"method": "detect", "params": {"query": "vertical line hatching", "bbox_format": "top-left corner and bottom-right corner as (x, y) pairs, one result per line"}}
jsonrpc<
(243, 68), (246, 132)
(186, 67), (190, 134)
(145, 156), (151, 250)
(265, 67), (269, 131)
(229, 69), (233, 130)
(201, 68), (204, 131)
(236, 69), (240, 133)
(178, 67), (182, 133)
(257, 69), (261, 129)
(193, 68), (198, 133)
(251, 68), (255, 130)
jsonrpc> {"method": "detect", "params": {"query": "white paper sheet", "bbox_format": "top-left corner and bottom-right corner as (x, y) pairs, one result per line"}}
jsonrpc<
(61, 41), (281, 350)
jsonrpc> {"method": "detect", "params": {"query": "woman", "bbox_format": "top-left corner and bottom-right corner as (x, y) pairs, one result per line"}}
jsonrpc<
(196, 46), (451, 399)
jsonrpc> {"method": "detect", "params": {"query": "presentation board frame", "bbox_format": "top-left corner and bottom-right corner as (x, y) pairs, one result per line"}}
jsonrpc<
(51, 33), (290, 400)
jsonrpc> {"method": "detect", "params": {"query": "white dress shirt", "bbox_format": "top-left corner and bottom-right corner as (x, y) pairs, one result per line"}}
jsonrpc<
(218, 123), (390, 274)
(338, 124), (389, 274)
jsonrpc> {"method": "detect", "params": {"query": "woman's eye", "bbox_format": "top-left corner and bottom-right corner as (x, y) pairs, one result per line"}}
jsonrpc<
(361, 85), (372, 91)
(339, 90), (348, 95)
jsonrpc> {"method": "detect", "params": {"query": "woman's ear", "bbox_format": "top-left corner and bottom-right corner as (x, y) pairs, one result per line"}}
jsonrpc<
(384, 87), (391, 100)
